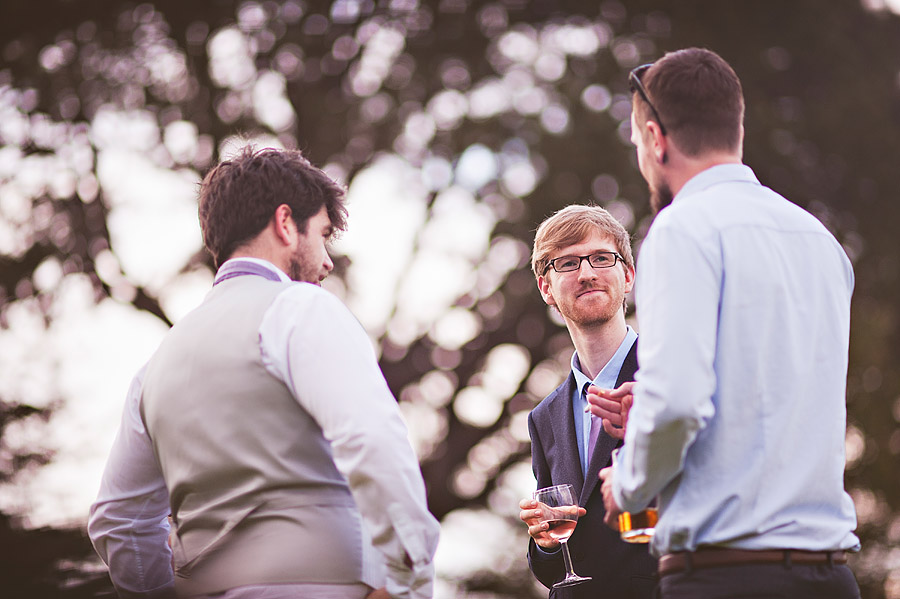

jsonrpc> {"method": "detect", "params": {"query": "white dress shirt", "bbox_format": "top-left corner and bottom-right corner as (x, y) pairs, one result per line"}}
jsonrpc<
(614, 164), (860, 556)
(89, 258), (440, 598)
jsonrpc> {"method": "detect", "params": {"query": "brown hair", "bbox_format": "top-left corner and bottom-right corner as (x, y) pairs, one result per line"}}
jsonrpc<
(532, 205), (634, 279)
(198, 147), (347, 267)
(636, 47), (744, 156)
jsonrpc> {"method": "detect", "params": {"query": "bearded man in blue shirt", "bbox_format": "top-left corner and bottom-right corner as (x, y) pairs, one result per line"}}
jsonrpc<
(593, 47), (861, 598)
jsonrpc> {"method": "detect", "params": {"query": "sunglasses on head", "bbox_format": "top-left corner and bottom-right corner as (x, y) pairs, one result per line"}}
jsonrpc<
(629, 63), (668, 136)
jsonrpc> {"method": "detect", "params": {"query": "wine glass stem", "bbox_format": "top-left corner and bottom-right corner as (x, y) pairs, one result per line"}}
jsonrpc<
(560, 539), (576, 577)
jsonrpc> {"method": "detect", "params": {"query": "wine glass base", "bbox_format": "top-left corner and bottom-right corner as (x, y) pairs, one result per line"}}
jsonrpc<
(553, 575), (592, 588)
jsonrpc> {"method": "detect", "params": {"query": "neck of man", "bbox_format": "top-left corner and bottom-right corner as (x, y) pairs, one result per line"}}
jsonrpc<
(567, 314), (628, 381)
(228, 235), (290, 275)
(666, 149), (743, 198)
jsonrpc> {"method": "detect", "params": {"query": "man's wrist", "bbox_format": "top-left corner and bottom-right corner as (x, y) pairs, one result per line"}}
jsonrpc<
(535, 541), (561, 554)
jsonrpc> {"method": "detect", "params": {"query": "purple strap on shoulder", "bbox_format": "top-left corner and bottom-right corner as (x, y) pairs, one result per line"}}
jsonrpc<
(214, 260), (283, 285)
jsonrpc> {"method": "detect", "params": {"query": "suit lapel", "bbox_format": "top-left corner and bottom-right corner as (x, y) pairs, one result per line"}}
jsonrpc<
(614, 340), (639, 388)
(580, 340), (639, 504)
(545, 374), (585, 500)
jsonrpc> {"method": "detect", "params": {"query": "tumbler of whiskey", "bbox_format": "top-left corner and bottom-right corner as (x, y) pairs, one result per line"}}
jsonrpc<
(611, 448), (657, 543)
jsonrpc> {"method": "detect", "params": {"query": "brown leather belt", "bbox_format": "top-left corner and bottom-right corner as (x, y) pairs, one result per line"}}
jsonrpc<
(659, 548), (848, 577)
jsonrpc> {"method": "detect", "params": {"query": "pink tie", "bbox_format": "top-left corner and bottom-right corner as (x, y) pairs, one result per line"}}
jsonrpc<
(586, 385), (601, 457)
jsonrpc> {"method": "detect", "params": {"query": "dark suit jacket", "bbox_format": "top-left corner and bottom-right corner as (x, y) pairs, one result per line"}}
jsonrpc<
(527, 341), (657, 599)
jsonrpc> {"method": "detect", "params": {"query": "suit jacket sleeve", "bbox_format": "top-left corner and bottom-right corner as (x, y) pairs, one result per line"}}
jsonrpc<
(525, 410), (566, 588)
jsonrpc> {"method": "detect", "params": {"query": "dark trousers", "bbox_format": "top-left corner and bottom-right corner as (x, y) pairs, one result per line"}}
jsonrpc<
(659, 562), (860, 599)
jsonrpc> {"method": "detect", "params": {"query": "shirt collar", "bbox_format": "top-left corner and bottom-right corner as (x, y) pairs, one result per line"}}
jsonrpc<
(570, 325), (638, 393)
(674, 163), (760, 204)
(214, 257), (292, 284)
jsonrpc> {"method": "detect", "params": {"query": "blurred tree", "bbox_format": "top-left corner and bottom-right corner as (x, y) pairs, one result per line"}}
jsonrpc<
(0, 0), (897, 597)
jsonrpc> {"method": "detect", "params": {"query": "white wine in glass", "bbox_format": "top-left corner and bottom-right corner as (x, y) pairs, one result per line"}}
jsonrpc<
(533, 484), (591, 588)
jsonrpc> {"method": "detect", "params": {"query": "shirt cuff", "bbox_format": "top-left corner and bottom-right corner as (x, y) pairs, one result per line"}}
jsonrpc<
(536, 543), (561, 555)
(113, 582), (176, 599)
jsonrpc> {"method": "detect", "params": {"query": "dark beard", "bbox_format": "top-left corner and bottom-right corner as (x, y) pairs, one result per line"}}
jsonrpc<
(650, 181), (674, 215)
(288, 251), (318, 284)
(287, 255), (302, 282)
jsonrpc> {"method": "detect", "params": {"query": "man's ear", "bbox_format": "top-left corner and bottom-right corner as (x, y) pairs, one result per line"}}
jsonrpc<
(273, 204), (296, 246)
(623, 264), (635, 294)
(537, 275), (556, 307)
(646, 120), (667, 165)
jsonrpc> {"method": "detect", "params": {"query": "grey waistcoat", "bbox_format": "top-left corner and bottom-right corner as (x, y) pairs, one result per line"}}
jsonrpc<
(141, 276), (368, 595)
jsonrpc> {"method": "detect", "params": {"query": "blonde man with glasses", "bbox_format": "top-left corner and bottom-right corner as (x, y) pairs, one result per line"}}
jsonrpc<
(518, 205), (657, 599)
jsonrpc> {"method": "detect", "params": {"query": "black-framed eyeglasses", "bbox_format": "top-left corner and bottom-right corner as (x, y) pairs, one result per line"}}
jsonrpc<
(629, 63), (668, 136)
(544, 252), (623, 274)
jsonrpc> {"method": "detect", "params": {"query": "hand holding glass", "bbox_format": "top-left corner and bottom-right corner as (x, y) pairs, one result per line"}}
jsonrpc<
(532, 484), (591, 587)
(611, 448), (658, 543)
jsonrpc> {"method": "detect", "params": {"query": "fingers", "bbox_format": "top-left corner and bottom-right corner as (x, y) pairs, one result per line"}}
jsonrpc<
(615, 394), (633, 438)
(604, 510), (620, 529)
(520, 496), (585, 548)
(602, 418), (626, 440)
(587, 382), (634, 437)
(588, 395), (626, 438)
(528, 521), (549, 538)
(586, 388), (631, 417)
(617, 381), (636, 394)
(599, 467), (622, 530)
(587, 396), (625, 421)
(528, 519), (561, 549)
(559, 504), (582, 517)
(602, 498), (621, 530)
(587, 395), (622, 412)
(522, 504), (553, 543)
(519, 507), (543, 524)
(519, 498), (541, 526)
(587, 381), (635, 398)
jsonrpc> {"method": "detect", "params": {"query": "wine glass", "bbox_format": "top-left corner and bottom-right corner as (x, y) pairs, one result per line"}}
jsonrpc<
(532, 484), (591, 587)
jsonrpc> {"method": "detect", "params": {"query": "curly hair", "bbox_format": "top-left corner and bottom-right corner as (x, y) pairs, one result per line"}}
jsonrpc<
(198, 147), (348, 267)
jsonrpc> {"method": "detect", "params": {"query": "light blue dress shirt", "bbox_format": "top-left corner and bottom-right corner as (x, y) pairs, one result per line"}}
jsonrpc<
(614, 164), (860, 556)
(536, 327), (638, 558)
(571, 326), (638, 476)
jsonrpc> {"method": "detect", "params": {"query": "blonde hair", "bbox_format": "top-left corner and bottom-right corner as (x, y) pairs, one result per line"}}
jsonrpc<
(532, 205), (634, 279)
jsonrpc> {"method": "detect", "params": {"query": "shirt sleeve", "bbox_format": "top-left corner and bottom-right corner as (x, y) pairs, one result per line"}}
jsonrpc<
(614, 221), (719, 512)
(259, 285), (440, 599)
(87, 365), (175, 598)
